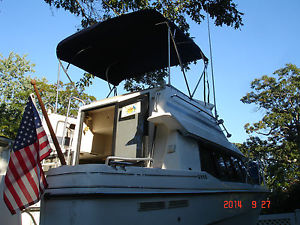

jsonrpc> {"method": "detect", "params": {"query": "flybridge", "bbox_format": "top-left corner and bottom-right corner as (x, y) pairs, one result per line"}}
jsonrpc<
(56, 9), (207, 86)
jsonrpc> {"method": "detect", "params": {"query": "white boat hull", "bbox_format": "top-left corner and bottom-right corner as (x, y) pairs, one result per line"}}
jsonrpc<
(41, 193), (263, 225)
(40, 165), (266, 225)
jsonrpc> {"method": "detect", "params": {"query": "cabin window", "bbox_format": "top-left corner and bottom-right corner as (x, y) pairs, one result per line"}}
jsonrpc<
(223, 155), (236, 181)
(199, 147), (218, 177)
(230, 156), (245, 182)
(215, 153), (227, 179)
(238, 159), (247, 182)
(199, 142), (248, 183)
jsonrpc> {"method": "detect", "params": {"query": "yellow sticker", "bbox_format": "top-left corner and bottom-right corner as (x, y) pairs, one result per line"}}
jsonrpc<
(121, 102), (141, 118)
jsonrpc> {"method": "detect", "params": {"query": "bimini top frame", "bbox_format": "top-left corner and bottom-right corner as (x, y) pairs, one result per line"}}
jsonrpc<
(56, 9), (207, 86)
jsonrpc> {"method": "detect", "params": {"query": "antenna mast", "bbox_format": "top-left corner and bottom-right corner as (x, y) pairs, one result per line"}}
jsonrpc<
(207, 6), (218, 118)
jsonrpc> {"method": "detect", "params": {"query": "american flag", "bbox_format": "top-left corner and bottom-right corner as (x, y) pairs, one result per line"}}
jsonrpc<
(3, 96), (51, 214)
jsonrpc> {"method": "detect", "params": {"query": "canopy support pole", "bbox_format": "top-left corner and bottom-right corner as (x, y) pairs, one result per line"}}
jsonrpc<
(166, 23), (192, 98)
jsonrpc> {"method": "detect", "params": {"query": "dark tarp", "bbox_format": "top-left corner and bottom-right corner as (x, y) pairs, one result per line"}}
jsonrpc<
(56, 9), (207, 86)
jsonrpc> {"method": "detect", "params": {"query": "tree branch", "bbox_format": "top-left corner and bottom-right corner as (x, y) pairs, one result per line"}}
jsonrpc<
(102, 0), (121, 16)
(75, 0), (90, 21)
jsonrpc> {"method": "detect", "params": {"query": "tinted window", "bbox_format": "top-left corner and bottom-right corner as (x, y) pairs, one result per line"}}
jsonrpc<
(200, 147), (218, 177)
(215, 153), (228, 179)
(230, 156), (244, 181)
(198, 142), (248, 183)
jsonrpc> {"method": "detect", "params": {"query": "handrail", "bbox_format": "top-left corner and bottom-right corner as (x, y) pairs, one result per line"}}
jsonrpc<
(171, 94), (232, 138)
(22, 207), (40, 225)
(105, 156), (153, 166)
(171, 94), (216, 120)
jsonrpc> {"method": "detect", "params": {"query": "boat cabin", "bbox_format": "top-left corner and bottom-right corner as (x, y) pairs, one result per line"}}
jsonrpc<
(57, 10), (257, 184)
(69, 84), (250, 184)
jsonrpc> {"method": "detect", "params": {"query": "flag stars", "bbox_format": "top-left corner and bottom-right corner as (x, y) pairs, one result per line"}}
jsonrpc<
(12, 97), (48, 152)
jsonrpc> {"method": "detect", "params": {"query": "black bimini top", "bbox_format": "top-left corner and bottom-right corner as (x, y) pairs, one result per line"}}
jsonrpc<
(57, 9), (207, 86)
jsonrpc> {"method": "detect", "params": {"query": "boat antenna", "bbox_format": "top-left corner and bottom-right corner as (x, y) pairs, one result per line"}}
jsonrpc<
(206, 5), (231, 138)
(203, 63), (206, 104)
(206, 5), (218, 118)
(168, 25), (171, 85)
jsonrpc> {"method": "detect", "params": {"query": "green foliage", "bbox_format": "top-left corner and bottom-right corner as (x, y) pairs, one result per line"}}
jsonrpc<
(241, 64), (300, 149)
(44, 0), (243, 30)
(76, 72), (95, 94)
(262, 181), (300, 214)
(0, 52), (96, 139)
(238, 137), (299, 192)
(54, 80), (96, 116)
(124, 68), (167, 92)
(240, 63), (300, 193)
(43, 0), (244, 91)
(0, 53), (35, 139)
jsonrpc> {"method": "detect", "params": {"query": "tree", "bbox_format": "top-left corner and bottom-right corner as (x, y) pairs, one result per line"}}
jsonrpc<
(44, 0), (243, 30)
(239, 64), (300, 192)
(43, 0), (244, 91)
(0, 52), (35, 139)
(0, 52), (96, 139)
(124, 69), (167, 92)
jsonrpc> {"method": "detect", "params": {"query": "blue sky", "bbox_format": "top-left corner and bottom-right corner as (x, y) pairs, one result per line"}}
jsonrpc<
(1, 0), (299, 143)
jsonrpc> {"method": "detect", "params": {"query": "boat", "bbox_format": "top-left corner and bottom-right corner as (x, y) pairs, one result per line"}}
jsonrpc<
(39, 9), (267, 225)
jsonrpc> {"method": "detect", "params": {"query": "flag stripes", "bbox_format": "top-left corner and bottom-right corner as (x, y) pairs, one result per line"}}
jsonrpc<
(3, 96), (51, 214)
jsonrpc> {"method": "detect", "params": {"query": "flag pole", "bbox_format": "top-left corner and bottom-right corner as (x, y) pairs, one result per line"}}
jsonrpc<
(31, 80), (66, 165)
